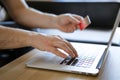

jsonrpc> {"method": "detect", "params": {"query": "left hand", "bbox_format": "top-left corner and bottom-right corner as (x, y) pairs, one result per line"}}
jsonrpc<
(55, 13), (84, 33)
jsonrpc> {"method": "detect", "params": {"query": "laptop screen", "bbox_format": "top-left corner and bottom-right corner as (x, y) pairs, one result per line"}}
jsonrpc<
(107, 8), (120, 49)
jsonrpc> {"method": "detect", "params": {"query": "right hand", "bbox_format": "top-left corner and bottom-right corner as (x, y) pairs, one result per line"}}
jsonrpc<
(28, 32), (78, 58)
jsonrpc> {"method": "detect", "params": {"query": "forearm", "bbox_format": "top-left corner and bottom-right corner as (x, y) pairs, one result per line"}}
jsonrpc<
(3, 0), (82, 33)
(11, 8), (58, 29)
(0, 25), (32, 49)
(2, 0), (58, 29)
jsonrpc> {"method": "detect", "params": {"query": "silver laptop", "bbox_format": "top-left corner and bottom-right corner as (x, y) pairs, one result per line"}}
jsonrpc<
(26, 8), (120, 76)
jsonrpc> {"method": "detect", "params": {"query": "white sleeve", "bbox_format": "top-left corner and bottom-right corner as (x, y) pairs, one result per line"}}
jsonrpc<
(0, 5), (8, 21)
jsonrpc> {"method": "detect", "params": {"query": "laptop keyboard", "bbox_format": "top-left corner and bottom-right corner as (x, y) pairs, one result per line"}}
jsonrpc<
(60, 56), (96, 68)
(74, 56), (95, 68)
(60, 42), (105, 68)
(60, 47), (100, 68)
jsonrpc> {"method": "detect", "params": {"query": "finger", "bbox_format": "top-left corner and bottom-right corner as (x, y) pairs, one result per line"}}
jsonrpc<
(59, 25), (76, 33)
(72, 14), (84, 21)
(71, 24), (78, 31)
(60, 39), (78, 57)
(68, 16), (80, 24)
(65, 23), (78, 32)
(50, 47), (68, 58)
(72, 15), (85, 29)
(67, 15), (83, 30)
(66, 25), (76, 32)
(65, 41), (78, 57)
(65, 14), (80, 24)
(54, 42), (76, 57)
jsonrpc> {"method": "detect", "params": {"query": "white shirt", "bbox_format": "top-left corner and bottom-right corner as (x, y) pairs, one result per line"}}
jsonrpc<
(0, 5), (7, 21)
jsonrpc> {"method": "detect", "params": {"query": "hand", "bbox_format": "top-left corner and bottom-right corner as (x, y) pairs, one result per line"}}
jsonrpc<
(55, 13), (84, 33)
(29, 33), (78, 58)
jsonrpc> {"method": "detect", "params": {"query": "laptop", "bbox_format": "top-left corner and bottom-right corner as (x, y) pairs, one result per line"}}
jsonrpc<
(26, 8), (120, 76)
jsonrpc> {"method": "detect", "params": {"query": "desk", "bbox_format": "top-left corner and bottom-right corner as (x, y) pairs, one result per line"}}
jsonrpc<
(0, 46), (120, 80)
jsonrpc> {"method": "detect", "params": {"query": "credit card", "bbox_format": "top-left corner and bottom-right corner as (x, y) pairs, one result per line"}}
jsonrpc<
(79, 15), (91, 30)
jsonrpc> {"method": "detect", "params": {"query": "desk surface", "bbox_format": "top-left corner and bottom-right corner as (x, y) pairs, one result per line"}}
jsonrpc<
(0, 46), (120, 80)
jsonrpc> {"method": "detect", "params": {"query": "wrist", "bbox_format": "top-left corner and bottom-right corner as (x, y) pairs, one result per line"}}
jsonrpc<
(26, 31), (46, 48)
(43, 13), (58, 29)
(25, 31), (37, 47)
